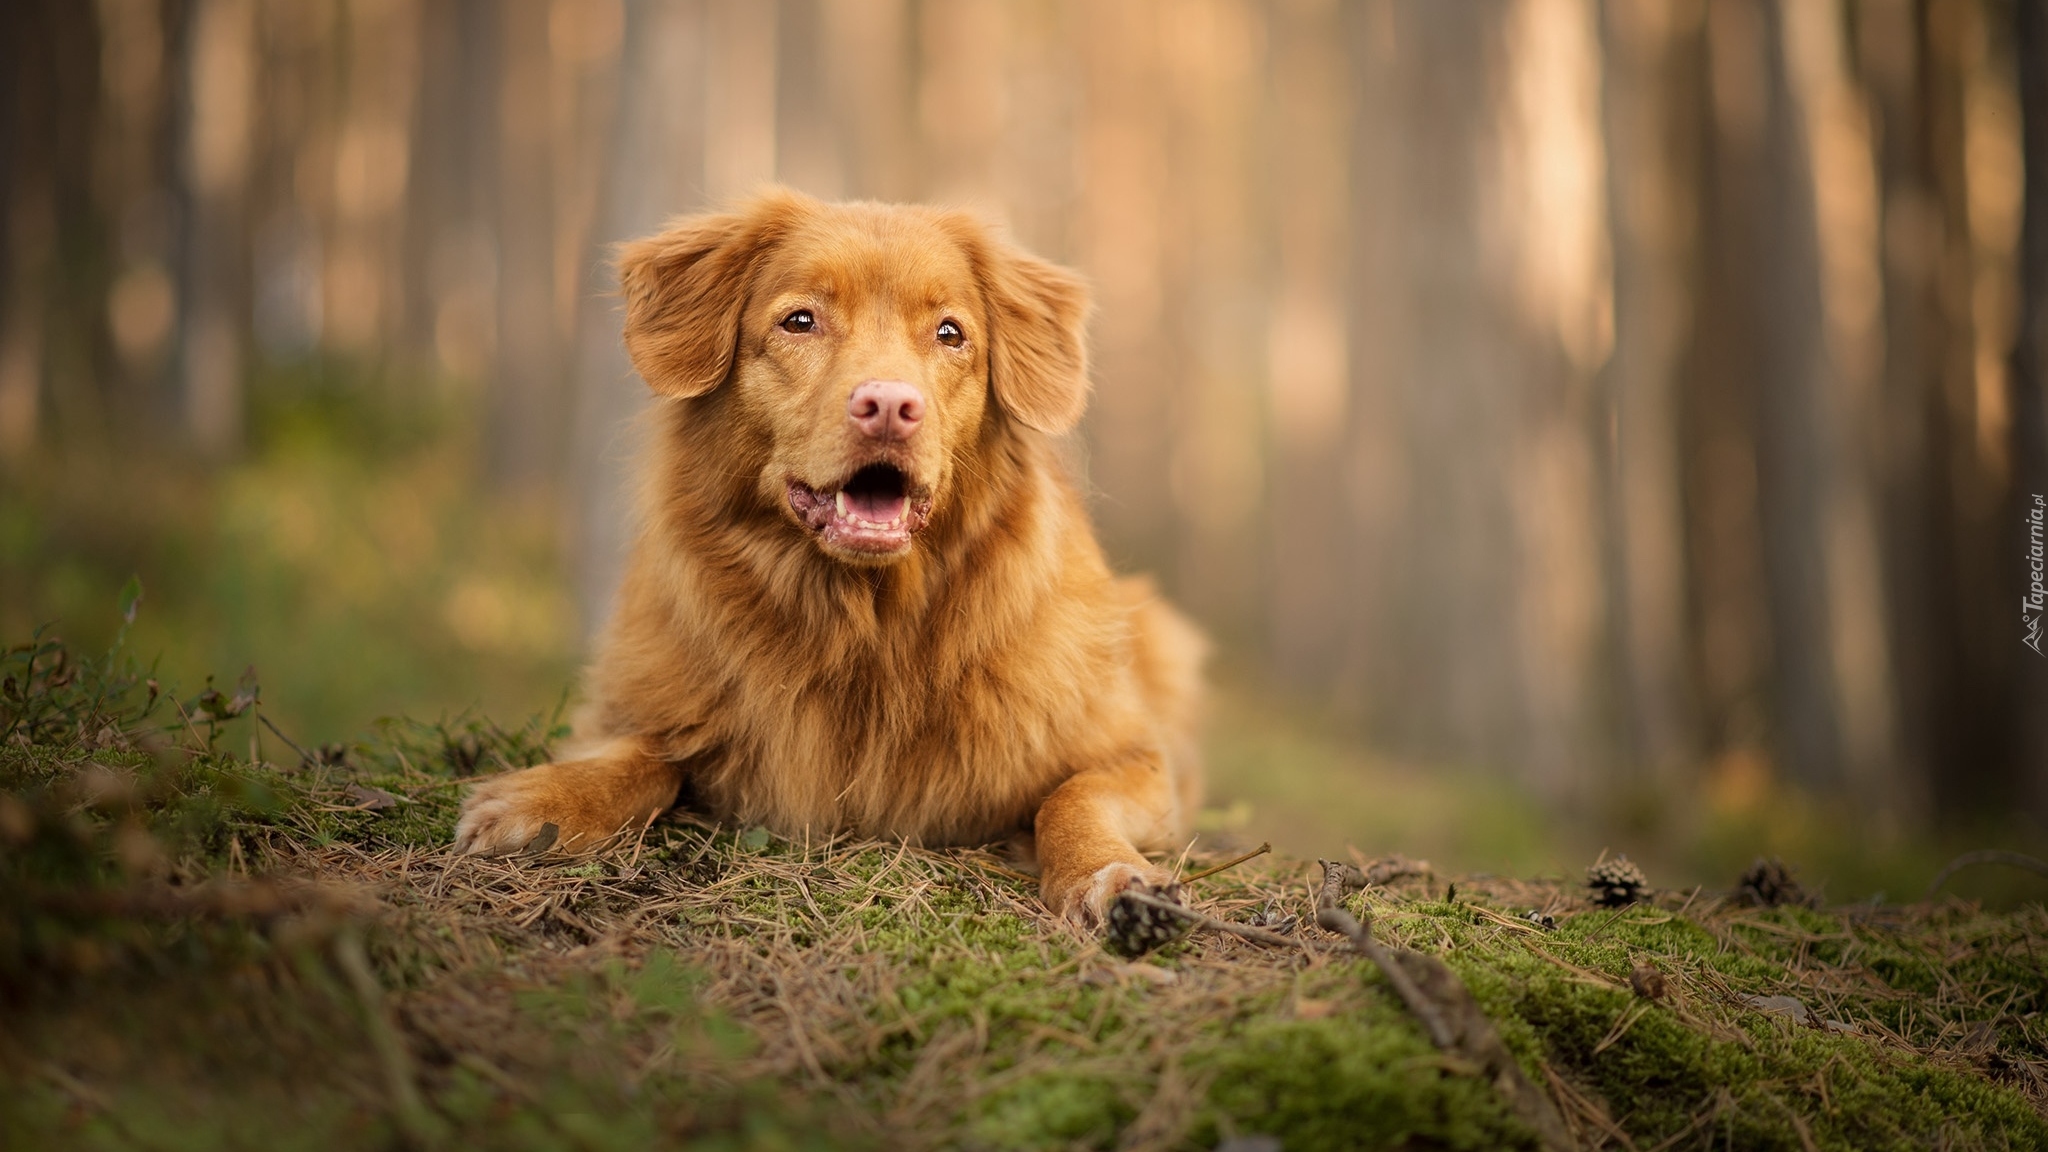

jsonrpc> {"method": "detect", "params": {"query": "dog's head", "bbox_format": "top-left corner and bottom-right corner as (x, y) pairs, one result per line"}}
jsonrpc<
(617, 188), (1090, 565)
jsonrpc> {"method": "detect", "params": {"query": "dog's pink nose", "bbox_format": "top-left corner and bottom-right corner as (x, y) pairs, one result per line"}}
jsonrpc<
(847, 380), (925, 441)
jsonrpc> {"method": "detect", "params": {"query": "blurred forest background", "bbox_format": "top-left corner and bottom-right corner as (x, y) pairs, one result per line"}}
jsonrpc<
(4, 0), (2047, 897)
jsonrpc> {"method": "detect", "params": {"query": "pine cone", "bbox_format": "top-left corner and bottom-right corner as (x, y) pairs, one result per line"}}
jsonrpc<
(1106, 879), (1192, 957)
(1736, 857), (1806, 907)
(1586, 856), (1648, 908)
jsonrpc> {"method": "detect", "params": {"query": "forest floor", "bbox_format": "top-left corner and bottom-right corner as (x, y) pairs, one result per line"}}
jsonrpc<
(5, 626), (2048, 1152)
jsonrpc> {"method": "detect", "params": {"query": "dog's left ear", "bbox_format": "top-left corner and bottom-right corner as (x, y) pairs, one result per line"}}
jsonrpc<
(969, 230), (1092, 435)
(616, 189), (808, 398)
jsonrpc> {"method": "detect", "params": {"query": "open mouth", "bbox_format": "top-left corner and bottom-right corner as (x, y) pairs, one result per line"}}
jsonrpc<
(787, 463), (933, 555)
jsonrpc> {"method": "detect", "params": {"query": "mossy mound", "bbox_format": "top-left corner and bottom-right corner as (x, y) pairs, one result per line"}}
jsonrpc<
(3, 631), (2044, 1150)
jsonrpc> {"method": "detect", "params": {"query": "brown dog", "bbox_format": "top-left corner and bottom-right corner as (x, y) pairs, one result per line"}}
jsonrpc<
(454, 188), (1204, 924)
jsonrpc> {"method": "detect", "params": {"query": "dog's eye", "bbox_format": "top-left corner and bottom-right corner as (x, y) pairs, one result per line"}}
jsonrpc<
(936, 319), (964, 348)
(780, 310), (816, 334)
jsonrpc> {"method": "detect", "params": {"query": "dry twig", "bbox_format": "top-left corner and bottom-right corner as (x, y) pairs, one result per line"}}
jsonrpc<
(1181, 841), (1272, 885)
(1924, 849), (2048, 900)
(1314, 859), (1573, 1152)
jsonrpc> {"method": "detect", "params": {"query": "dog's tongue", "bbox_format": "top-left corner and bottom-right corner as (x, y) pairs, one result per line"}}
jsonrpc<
(789, 468), (930, 555)
(845, 488), (907, 523)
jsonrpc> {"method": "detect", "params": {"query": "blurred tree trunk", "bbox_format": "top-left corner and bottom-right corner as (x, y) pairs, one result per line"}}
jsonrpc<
(1781, 0), (1906, 815)
(1265, 0), (1351, 697)
(331, 0), (423, 358)
(1680, 0), (1842, 792)
(1749, 0), (1843, 794)
(1160, 1), (1264, 646)
(0, 0), (101, 456)
(703, 0), (777, 201)
(1500, 0), (1615, 803)
(914, 0), (1010, 206)
(405, 1), (501, 380)
(90, 0), (186, 436)
(1861, 0), (2024, 819)
(2008, 0), (2048, 817)
(777, 0), (844, 198)
(488, 0), (565, 494)
(820, 0), (917, 202)
(241, 4), (325, 363)
(178, 0), (255, 458)
(1344, 3), (1540, 783)
(567, 0), (707, 637)
(1595, 0), (1700, 787)
(1078, 0), (1177, 582)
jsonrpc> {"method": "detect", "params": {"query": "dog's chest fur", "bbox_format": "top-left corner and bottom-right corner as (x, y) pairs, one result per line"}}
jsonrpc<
(582, 436), (1149, 847)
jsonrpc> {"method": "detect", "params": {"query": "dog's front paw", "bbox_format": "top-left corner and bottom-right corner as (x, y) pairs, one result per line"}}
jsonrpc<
(455, 765), (621, 856)
(1046, 860), (1174, 928)
(454, 769), (554, 855)
(454, 751), (682, 859)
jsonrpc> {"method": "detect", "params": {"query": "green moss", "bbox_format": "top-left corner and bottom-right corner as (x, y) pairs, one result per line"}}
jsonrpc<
(1193, 1011), (1535, 1151)
(972, 1072), (1137, 1149)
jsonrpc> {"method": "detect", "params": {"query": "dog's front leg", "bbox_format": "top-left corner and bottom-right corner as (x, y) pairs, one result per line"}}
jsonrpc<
(454, 736), (683, 856)
(1034, 752), (1180, 925)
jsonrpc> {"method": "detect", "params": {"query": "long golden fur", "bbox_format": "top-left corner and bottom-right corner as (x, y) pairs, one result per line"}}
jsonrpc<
(455, 188), (1204, 923)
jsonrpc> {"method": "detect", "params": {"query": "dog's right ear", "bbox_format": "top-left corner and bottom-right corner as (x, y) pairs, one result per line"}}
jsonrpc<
(616, 190), (806, 398)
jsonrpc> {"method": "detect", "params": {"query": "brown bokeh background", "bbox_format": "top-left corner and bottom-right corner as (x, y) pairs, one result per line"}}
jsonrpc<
(5, 0), (2047, 896)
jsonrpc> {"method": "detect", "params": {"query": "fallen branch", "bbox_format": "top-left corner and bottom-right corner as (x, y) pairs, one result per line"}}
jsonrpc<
(1315, 861), (1453, 1048)
(258, 712), (314, 769)
(1315, 860), (1572, 1152)
(1181, 841), (1272, 885)
(1924, 850), (2048, 900)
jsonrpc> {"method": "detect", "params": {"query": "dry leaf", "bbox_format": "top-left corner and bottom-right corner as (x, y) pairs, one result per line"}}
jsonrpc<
(342, 783), (400, 811)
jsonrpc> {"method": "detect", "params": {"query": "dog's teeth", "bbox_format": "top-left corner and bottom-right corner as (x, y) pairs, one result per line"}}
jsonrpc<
(835, 491), (848, 517)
